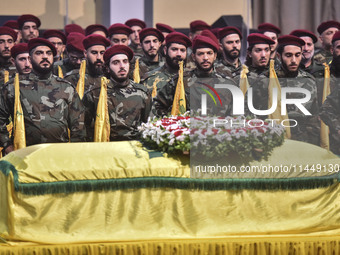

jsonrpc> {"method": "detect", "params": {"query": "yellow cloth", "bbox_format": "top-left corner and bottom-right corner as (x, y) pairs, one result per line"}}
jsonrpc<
(94, 77), (110, 142)
(76, 60), (86, 99)
(320, 63), (331, 149)
(171, 61), (186, 115)
(13, 74), (26, 150)
(57, 66), (63, 78)
(152, 77), (160, 98)
(268, 59), (291, 139)
(3, 71), (9, 84)
(133, 58), (140, 84)
(239, 64), (249, 95)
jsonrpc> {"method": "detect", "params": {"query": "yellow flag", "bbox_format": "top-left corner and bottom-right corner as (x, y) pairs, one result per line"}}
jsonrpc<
(239, 65), (249, 95)
(171, 61), (186, 116)
(13, 73), (26, 150)
(151, 77), (160, 98)
(320, 63), (331, 149)
(76, 60), (86, 99)
(268, 59), (291, 139)
(94, 77), (110, 142)
(4, 70), (9, 84)
(58, 66), (64, 78)
(133, 58), (140, 83)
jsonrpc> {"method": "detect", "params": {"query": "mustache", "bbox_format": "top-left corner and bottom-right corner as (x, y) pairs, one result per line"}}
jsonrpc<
(94, 60), (103, 65)
(40, 59), (51, 65)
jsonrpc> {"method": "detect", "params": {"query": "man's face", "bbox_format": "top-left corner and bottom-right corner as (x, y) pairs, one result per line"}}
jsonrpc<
(280, 45), (302, 73)
(300, 36), (314, 62)
(320, 27), (339, 48)
(129, 25), (142, 45)
(85, 45), (106, 75)
(333, 40), (340, 57)
(249, 44), (271, 67)
(68, 51), (85, 69)
(0, 35), (14, 59)
(263, 31), (278, 52)
(220, 33), (241, 60)
(165, 43), (187, 69)
(141, 35), (161, 59)
(109, 53), (130, 83)
(47, 37), (65, 58)
(189, 30), (202, 40)
(192, 47), (216, 73)
(30, 45), (54, 74)
(13, 53), (32, 74)
(21, 21), (39, 42)
(110, 34), (129, 46)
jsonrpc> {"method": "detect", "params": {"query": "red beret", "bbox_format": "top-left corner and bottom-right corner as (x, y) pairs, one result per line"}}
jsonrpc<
(211, 28), (221, 39)
(43, 29), (67, 44)
(218, 26), (242, 40)
(66, 32), (85, 52)
(139, 28), (164, 42)
(258, 23), (281, 34)
(192, 35), (219, 52)
(165, 32), (192, 47)
(17, 14), (41, 29)
(64, 24), (85, 37)
(290, 29), (317, 43)
(0, 26), (17, 42)
(83, 34), (111, 50)
(125, 19), (146, 29)
(28, 38), (57, 56)
(332, 31), (340, 43)
(247, 33), (275, 45)
(201, 29), (219, 46)
(3, 20), (19, 30)
(156, 23), (175, 33)
(11, 43), (28, 58)
(108, 23), (133, 37)
(317, 20), (340, 35)
(190, 20), (211, 32)
(278, 35), (305, 47)
(104, 45), (134, 63)
(85, 24), (108, 37)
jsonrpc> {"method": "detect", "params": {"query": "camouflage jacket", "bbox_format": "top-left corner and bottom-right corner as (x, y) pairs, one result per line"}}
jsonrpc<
(53, 58), (78, 77)
(152, 68), (236, 118)
(313, 48), (332, 65)
(83, 78), (152, 141)
(129, 43), (144, 58)
(214, 58), (242, 78)
(138, 55), (165, 78)
(0, 57), (16, 83)
(301, 59), (325, 78)
(0, 72), (85, 148)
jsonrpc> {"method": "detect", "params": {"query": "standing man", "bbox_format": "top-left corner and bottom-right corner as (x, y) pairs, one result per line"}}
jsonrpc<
(10, 43), (32, 76)
(83, 45), (151, 141)
(0, 38), (85, 154)
(3, 20), (21, 44)
(215, 26), (243, 78)
(17, 14), (40, 43)
(314, 20), (340, 64)
(125, 18), (146, 57)
(85, 24), (108, 38)
(258, 23), (281, 67)
(142, 32), (191, 95)
(0, 27), (17, 80)
(108, 23), (132, 46)
(43, 29), (67, 61)
(64, 34), (111, 93)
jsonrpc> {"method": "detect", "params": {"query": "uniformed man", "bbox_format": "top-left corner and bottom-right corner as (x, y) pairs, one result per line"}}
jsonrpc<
(0, 38), (85, 154)
(156, 23), (175, 57)
(64, 24), (85, 36)
(138, 28), (165, 77)
(152, 34), (235, 117)
(0, 26), (17, 80)
(10, 43), (32, 75)
(54, 32), (85, 77)
(107, 23), (132, 46)
(258, 23), (281, 68)
(125, 18), (146, 57)
(142, 32), (191, 96)
(64, 34), (111, 93)
(314, 20), (340, 64)
(276, 35), (319, 145)
(83, 45), (151, 141)
(330, 31), (340, 78)
(3, 20), (21, 44)
(43, 29), (67, 61)
(17, 14), (40, 43)
(214, 26), (243, 78)
(85, 24), (108, 38)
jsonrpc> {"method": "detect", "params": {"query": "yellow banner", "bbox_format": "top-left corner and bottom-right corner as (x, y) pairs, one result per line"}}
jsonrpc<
(239, 64), (249, 95)
(133, 58), (140, 84)
(171, 61), (186, 115)
(76, 60), (86, 99)
(94, 77), (110, 142)
(13, 73), (26, 150)
(320, 63), (330, 149)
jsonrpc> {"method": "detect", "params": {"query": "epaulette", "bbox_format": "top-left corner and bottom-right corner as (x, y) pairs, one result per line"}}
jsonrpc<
(132, 81), (149, 93)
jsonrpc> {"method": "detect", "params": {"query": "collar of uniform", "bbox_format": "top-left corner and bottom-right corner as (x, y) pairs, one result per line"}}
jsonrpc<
(164, 62), (180, 74)
(141, 55), (162, 66)
(109, 77), (131, 88)
(192, 67), (218, 78)
(248, 65), (269, 75)
(30, 70), (53, 81)
(222, 58), (241, 69)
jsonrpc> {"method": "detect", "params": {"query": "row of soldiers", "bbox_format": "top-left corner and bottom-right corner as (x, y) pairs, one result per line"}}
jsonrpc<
(0, 15), (339, 155)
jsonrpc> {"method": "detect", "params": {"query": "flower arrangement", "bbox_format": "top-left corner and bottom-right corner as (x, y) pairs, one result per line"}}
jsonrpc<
(139, 114), (285, 163)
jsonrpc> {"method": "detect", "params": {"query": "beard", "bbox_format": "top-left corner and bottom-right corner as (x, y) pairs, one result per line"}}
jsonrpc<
(223, 47), (240, 60)
(143, 47), (158, 59)
(281, 60), (300, 77)
(165, 55), (186, 70)
(32, 59), (53, 75)
(196, 60), (213, 73)
(109, 68), (129, 83)
(88, 60), (104, 76)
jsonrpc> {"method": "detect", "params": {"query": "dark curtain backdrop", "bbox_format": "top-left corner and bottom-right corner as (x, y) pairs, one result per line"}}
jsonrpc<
(252, 0), (340, 47)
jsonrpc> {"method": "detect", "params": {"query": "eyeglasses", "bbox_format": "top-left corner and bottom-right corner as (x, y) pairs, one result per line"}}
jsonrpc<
(69, 55), (86, 62)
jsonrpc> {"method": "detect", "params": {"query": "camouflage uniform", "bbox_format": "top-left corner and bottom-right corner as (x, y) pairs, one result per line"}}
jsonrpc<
(185, 47), (196, 71)
(0, 72), (85, 149)
(129, 44), (144, 58)
(83, 78), (152, 141)
(214, 58), (241, 78)
(314, 48), (333, 64)
(0, 57), (16, 82)
(53, 58), (78, 77)
(152, 68), (236, 117)
(138, 55), (165, 78)
(319, 83), (340, 155)
(301, 59), (325, 78)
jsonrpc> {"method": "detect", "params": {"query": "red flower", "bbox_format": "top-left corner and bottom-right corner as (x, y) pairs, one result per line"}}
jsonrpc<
(174, 130), (183, 137)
